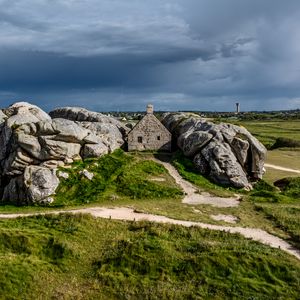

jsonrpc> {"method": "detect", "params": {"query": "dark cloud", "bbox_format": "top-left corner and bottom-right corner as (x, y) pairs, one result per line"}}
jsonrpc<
(0, 0), (300, 111)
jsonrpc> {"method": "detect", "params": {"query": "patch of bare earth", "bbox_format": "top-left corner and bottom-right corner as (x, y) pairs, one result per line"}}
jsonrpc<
(210, 214), (239, 224)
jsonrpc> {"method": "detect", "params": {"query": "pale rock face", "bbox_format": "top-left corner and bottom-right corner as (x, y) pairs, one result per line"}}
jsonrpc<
(82, 142), (108, 159)
(162, 113), (267, 189)
(80, 169), (94, 180)
(78, 122), (125, 152)
(49, 107), (122, 126)
(3, 102), (51, 127)
(57, 170), (69, 179)
(0, 102), (126, 205)
(40, 160), (65, 169)
(23, 166), (59, 204)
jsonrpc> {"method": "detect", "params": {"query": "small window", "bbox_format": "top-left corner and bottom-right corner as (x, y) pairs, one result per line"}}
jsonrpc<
(157, 136), (161, 141)
(138, 136), (143, 143)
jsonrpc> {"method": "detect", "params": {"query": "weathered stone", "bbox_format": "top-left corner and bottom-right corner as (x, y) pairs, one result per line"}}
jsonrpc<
(193, 153), (209, 175)
(80, 169), (94, 180)
(82, 143), (108, 159)
(57, 171), (69, 179)
(51, 118), (91, 144)
(0, 123), (12, 161)
(3, 102), (51, 127)
(230, 137), (249, 166)
(23, 166), (59, 204)
(39, 137), (81, 161)
(1, 148), (37, 176)
(0, 110), (7, 124)
(49, 107), (123, 126)
(0, 103), (126, 205)
(40, 160), (65, 169)
(79, 122), (125, 151)
(15, 131), (41, 159)
(162, 112), (266, 188)
(179, 130), (213, 157)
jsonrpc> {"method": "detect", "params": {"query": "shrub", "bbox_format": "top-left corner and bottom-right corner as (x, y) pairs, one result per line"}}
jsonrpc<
(271, 137), (300, 149)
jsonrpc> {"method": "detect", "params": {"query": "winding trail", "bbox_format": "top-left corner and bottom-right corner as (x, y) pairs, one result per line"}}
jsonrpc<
(0, 206), (299, 260)
(0, 160), (299, 260)
(265, 163), (300, 174)
(153, 158), (240, 207)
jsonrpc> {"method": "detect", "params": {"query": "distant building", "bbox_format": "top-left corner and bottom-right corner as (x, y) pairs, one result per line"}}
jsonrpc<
(236, 102), (240, 113)
(127, 104), (172, 151)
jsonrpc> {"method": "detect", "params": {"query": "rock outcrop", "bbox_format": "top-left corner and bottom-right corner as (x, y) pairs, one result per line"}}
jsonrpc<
(0, 102), (126, 205)
(162, 113), (266, 189)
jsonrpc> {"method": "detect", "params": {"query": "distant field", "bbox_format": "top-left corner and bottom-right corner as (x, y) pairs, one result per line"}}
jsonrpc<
(224, 119), (300, 183)
(234, 120), (300, 149)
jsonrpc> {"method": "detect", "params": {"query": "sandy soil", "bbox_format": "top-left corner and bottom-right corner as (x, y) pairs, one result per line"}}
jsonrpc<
(265, 163), (300, 174)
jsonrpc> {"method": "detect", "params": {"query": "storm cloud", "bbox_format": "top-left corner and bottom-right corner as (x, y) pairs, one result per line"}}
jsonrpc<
(0, 0), (300, 111)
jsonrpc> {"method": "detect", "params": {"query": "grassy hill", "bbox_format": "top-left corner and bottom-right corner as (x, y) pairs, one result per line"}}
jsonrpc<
(1, 214), (300, 299)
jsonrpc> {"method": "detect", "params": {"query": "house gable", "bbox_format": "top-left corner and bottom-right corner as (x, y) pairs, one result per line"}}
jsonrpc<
(127, 106), (172, 151)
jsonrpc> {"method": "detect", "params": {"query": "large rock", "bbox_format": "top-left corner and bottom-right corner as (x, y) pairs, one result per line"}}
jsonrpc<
(3, 102), (51, 127)
(49, 107), (123, 126)
(49, 107), (128, 155)
(23, 166), (59, 204)
(0, 110), (7, 124)
(162, 113), (267, 189)
(0, 102), (126, 205)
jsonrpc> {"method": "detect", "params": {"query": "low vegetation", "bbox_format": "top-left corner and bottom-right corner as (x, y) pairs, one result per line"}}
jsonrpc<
(0, 214), (300, 299)
(54, 149), (183, 206)
(255, 204), (300, 248)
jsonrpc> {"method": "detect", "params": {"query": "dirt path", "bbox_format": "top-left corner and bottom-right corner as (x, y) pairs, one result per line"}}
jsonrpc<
(0, 206), (299, 260)
(265, 163), (300, 174)
(153, 159), (240, 207)
(1, 160), (299, 260)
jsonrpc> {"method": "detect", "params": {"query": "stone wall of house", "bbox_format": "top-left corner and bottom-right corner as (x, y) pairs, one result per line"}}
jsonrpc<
(128, 114), (171, 151)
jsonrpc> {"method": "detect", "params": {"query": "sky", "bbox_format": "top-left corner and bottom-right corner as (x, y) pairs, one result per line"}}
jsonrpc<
(1, 0), (300, 112)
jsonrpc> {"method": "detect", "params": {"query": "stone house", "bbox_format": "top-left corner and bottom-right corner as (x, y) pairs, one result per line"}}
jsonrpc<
(127, 104), (172, 151)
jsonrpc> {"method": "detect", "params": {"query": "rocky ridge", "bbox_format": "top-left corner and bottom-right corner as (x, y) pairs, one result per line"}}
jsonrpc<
(0, 103), (267, 205)
(162, 113), (267, 189)
(0, 102), (127, 205)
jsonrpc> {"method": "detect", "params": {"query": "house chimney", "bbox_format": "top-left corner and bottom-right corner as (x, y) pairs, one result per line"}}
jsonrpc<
(147, 104), (154, 114)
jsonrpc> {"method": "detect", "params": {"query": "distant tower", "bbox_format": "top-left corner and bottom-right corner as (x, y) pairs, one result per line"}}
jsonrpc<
(147, 104), (154, 114)
(235, 102), (240, 114)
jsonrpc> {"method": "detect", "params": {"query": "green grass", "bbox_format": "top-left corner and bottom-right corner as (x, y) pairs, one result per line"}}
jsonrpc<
(255, 204), (300, 248)
(266, 148), (300, 170)
(0, 214), (300, 299)
(249, 177), (300, 203)
(54, 149), (183, 206)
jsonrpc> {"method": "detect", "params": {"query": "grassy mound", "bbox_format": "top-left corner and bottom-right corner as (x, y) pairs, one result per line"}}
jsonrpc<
(54, 149), (183, 206)
(0, 214), (300, 299)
